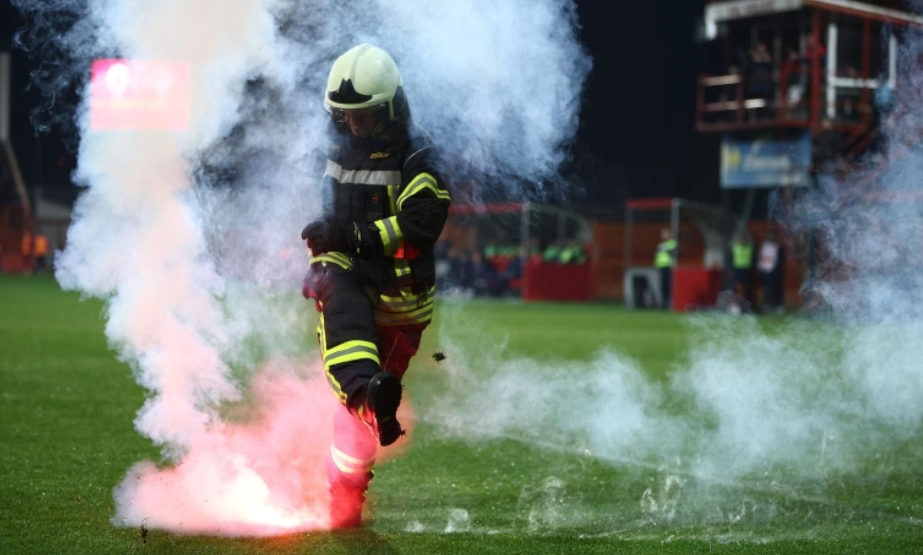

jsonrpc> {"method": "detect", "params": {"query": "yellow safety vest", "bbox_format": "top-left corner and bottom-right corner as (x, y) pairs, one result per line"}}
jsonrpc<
(654, 239), (677, 268)
(733, 243), (753, 269)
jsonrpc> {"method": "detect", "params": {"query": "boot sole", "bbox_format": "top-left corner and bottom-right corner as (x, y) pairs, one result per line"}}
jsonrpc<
(367, 372), (403, 446)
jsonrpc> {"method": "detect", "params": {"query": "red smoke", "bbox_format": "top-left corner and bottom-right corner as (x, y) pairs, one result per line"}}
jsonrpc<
(113, 358), (415, 536)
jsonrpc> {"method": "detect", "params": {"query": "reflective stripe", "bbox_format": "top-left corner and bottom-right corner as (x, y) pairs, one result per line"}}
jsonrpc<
(374, 216), (404, 257)
(378, 297), (433, 311)
(387, 185), (398, 216)
(397, 173), (450, 209)
(326, 160), (400, 187)
(376, 301), (433, 318)
(330, 446), (375, 474)
(378, 287), (434, 304)
(312, 252), (353, 270)
(318, 314), (347, 403)
(375, 307), (434, 326)
(394, 258), (411, 278)
(374, 287), (434, 325)
(323, 340), (380, 370)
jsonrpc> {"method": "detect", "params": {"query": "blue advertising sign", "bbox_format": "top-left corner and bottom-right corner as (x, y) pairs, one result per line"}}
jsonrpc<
(721, 132), (811, 188)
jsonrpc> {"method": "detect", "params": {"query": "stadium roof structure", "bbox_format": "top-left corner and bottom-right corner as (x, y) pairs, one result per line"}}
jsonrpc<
(705, 0), (923, 38)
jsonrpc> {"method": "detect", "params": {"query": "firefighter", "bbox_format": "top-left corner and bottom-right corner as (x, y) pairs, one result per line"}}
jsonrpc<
(300, 44), (451, 528)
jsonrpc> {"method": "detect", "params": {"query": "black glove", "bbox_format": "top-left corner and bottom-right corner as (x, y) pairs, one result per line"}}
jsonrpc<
(302, 219), (380, 258)
(301, 219), (346, 256)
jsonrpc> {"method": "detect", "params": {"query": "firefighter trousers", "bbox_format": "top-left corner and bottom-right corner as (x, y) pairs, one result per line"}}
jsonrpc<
(304, 253), (434, 488)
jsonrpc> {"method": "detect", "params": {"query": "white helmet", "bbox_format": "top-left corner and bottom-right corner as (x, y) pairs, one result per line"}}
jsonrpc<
(325, 44), (405, 122)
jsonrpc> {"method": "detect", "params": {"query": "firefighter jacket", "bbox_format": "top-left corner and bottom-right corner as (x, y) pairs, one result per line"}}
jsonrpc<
(321, 121), (451, 292)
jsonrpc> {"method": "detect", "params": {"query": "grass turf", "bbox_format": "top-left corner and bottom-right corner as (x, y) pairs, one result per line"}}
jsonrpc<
(2, 274), (922, 554)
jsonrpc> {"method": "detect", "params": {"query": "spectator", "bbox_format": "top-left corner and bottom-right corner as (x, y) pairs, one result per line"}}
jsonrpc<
(806, 34), (826, 66)
(543, 241), (563, 264)
(34, 233), (49, 274)
(732, 234), (755, 308)
(559, 239), (586, 264)
(500, 246), (526, 297)
(875, 83), (894, 114)
(757, 229), (785, 313)
(747, 42), (774, 118)
(783, 48), (808, 117)
(483, 238), (499, 261)
(448, 248), (473, 292)
(470, 251), (499, 297)
(654, 228), (677, 310)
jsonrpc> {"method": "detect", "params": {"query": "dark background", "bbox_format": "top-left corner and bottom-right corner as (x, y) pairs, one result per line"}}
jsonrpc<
(0, 0), (719, 213)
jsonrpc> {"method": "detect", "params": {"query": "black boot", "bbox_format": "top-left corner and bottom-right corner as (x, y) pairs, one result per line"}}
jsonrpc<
(350, 372), (404, 446)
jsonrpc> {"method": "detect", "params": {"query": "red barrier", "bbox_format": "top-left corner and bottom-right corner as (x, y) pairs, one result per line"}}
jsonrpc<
(672, 266), (722, 312)
(523, 261), (591, 302)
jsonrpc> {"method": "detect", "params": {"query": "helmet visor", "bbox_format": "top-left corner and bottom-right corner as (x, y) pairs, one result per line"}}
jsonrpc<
(325, 102), (388, 123)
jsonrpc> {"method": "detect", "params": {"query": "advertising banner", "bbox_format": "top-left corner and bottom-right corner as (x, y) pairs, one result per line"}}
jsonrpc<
(90, 59), (190, 131)
(721, 132), (811, 188)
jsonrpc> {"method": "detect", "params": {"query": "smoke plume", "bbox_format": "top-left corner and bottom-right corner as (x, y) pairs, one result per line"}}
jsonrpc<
(14, 0), (589, 536)
(427, 32), (923, 530)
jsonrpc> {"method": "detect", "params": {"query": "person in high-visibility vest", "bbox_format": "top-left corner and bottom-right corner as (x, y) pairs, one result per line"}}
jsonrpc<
(654, 228), (677, 309)
(543, 242), (563, 263)
(732, 235), (755, 306)
(34, 234), (49, 274)
(558, 239), (586, 264)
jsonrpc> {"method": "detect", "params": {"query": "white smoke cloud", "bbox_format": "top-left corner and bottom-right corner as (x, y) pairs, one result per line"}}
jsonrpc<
(425, 33), (923, 529)
(16, 0), (923, 538)
(13, 0), (589, 536)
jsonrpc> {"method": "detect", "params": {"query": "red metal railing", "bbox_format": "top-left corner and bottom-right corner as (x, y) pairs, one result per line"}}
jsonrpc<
(696, 64), (874, 134)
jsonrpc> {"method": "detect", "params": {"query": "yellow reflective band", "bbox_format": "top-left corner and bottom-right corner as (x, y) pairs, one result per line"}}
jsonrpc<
(393, 258), (411, 277)
(378, 286), (435, 304)
(377, 297), (434, 312)
(317, 315), (327, 359)
(312, 252), (352, 270)
(331, 445), (375, 466)
(374, 216), (404, 257)
(318, 315), (347, 403)
(387, 184), (398, 216)
(397, 173), (450, 210)
(376, 297), (434, 315)
(374, 306), (434, 326)
(330, 446), (375, 475)
(323, 340), (380, 370)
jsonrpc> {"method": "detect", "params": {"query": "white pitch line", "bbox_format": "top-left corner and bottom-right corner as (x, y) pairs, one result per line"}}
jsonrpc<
(441, 429), (923, 527)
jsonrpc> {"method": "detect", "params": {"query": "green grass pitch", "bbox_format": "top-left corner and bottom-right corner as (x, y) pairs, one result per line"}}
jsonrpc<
(2, 274), (922, 554)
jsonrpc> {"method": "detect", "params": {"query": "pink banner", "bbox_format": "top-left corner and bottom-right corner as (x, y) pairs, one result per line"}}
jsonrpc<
(90, 59), (190, 131)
